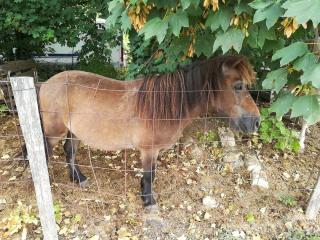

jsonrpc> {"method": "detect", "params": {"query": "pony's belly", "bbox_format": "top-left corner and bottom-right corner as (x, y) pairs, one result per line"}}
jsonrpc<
(69, 119), (135, 151)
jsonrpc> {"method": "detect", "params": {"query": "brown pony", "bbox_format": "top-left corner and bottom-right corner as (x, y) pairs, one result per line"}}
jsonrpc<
(38, 55), (260, 206)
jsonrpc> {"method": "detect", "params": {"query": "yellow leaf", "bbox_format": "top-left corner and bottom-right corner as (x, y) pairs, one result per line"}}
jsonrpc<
(203, 0), (210, 8)
(212, 0), (219, 11)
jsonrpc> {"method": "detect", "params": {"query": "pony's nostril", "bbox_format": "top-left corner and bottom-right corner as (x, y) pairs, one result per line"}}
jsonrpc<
(254, 118), (260, 130)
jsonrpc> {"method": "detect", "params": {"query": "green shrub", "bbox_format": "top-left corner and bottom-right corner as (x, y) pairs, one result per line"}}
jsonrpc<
(259, 108), (300, 153)
(76, 60), (118, 79)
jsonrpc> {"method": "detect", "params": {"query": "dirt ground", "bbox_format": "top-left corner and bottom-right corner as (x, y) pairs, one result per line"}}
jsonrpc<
(1, 112), (320, 240)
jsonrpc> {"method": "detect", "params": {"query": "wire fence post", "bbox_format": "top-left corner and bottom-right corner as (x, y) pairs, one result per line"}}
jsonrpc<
(10, 76), (58, 240)
(306, 173), (320, 220)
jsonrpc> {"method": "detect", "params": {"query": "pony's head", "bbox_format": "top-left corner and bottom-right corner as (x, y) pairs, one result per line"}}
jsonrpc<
(209, 56), (260, 133)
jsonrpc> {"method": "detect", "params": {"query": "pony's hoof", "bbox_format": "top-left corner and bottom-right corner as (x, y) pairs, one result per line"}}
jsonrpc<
(142, 195), (156, 206)
(79, 179), (89, 188)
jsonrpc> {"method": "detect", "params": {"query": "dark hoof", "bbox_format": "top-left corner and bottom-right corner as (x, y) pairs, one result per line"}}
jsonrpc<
(70, 173), (87, 186)
(141, 194), (156, 207)
(79, 179), (89, 188)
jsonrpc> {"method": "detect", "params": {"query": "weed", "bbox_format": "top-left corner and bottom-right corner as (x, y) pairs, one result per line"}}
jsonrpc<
(0, 104), (9, 117)
(259, 108), (300, 153)
(196, 130), (218, 146)
(0, 201), (39, 238)
(279, 194), (297, 207)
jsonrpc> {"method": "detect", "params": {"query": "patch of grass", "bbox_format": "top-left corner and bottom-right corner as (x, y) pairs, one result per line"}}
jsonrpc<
(259, 108), (300, 153)
(76, 60), (118, 79)
(286, 230), (320, 240)
(278, 194), (297, 207)
(0, 103), (9, 117)
(196, 130), (218, 146)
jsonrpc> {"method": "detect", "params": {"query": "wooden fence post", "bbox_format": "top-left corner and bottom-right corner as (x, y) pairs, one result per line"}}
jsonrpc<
(306, 173), (320, 220)
(10, 77), (58, 240)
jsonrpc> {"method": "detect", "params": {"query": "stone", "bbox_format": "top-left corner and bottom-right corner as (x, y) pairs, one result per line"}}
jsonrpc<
(251, 170), (269, 189)
(218, 127), (236, 148)
(222, 151), (244, 169)
(202, 196), (218, 209)
(245, 154), (262, 172)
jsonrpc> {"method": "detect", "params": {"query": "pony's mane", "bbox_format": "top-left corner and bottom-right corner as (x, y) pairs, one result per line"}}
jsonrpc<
(135, 55), (255, 122)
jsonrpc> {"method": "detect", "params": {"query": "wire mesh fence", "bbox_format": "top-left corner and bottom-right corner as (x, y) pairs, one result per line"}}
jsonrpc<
(0, 67), (320, 239)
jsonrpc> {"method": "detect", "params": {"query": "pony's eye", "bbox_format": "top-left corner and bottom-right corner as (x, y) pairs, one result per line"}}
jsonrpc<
(234, 82), (243, 91)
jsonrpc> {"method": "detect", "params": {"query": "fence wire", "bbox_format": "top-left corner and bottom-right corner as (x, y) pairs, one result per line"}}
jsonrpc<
(0, 71), (320, 239)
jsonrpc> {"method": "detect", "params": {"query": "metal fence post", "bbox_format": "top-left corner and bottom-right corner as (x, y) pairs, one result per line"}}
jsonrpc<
(10, 77), (58, 240)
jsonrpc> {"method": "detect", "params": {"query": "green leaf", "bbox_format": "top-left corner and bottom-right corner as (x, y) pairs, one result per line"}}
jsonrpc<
(253, 3), (284, 29)
(121, 9), (131, 32)
(270, 93), (296, 119)
(194, 33), (215, 57)
(212, 28), (245, 53)
(257, 24), (276, 49)
(291, 95), (320, 125)
(262, 68), (288, 93)
(235, 2), (253, 15)
(300, 64), (320, 88)
(293, 53), (318, 71)
(272, 42), (308, 66)
(139, 17), (168, 43)
(246, 212), (255, 224)
(106, 3), (124, 27)
(205, 6), (233, 32)
(283, 0), (320, 27)
(249, 0), (273, 10)
(169, 10), (189, 36)
(181, 0), (199, 10)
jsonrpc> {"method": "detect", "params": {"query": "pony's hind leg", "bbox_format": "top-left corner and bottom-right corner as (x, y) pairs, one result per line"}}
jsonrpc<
(140, 149), (159, 206)
(63, 132), (87, 186)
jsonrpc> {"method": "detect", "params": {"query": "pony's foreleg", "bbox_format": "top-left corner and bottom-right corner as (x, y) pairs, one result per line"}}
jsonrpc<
(140, 149), (159, 206)
(63, 132), (87, 186)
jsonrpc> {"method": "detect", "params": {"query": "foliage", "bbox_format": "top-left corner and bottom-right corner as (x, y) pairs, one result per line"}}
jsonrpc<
(196, 130), (218, 146)
(54, 202), (63, 224)
(245, 211), (255, 224)
(259, 108), (300, 153)
(0, 104), (9, 117)
(76, 59), (118, 78)
(0, 0), (117, 64)
(278, 194), (297, 207)
(106, 0), (320, 127)
(0, 201), (39, 239)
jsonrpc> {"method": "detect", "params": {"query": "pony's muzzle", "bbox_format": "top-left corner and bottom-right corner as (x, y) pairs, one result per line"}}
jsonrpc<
(232, 115), (260, 133)
(241, 115), (260, 133)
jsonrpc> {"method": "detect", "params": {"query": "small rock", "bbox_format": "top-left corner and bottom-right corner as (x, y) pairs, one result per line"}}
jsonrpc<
(218, 127), (236, 148)
(252, 235), (261, 240)
(88, 235), (100, 240)
(1, 154), (10, 160)
(177, 235), (187, 240)
(285, 221), (293, 229)
(202, 196), (218, 209)
(186, 179), (193, 185)
(232, 230), (246, 239)
(245, 154), (262, 172)
(260, 207), (266, 214)
(294, 173), (300, 182)
(222, 151), (244, 169)
(117, 227), (131, 238)
(251, 170), (269, 189)
(204, 212), (211, 220)
(283, 172), (290, 180)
